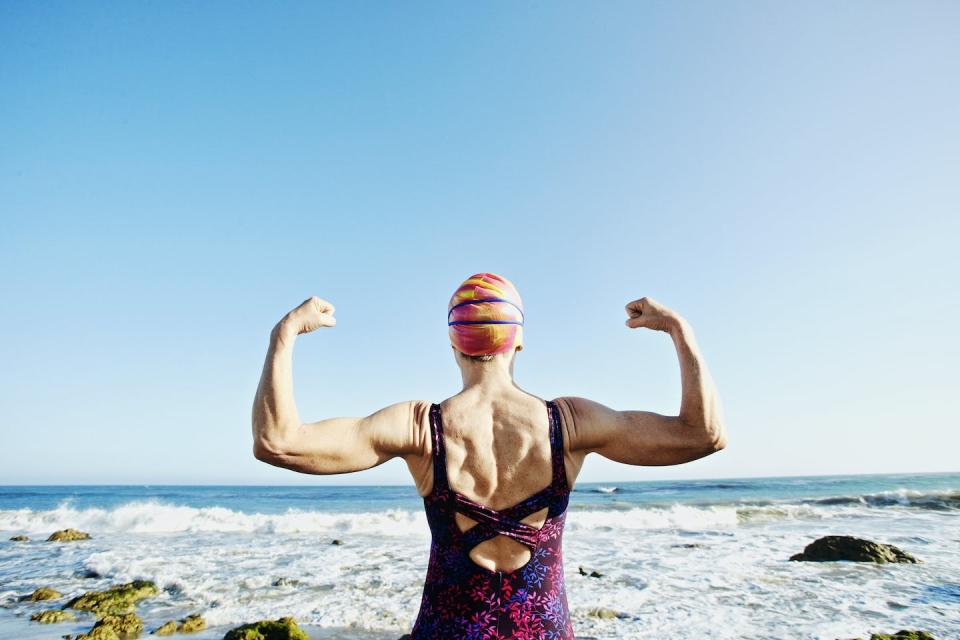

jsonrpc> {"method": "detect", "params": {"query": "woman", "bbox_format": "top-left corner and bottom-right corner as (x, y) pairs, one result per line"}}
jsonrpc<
(252, 272), (727, 639)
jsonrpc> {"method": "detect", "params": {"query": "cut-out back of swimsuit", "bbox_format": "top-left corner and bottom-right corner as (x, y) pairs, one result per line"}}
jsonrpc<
(409, 399), (575, 640)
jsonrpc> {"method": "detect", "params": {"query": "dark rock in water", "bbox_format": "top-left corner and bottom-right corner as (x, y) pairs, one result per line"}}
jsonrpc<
(30, 609), (76, 623)
(24, 587), (63, 601)
(672, 543), (704, 549)
(76, 568), (102, 579)
(837, 632), (937, 640)
(152, 620), (178, 636)
(578, 566), (603, 578)
(47, 528), (92, 542)
(331, 538), (344, 545)
(89, 612), (143, 636)
(272, 577), (303, 587)
(790, 536), (919, 563)
(178, 613), (206, 633)
(65, 580), (159, 617)
(223, 616), (309, 640)
(9, 534), (29, 541)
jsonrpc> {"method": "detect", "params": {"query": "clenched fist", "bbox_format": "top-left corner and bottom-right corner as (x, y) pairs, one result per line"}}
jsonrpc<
(624, 297), (685, 333)
(276, 296), (337, 340)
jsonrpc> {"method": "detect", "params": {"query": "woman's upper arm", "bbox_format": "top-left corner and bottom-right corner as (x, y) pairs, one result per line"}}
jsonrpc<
(557, 396), (720, 466)
(257, 400), (431, 475)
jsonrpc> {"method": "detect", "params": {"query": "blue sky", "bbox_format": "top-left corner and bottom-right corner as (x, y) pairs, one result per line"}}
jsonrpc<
(1, 2), (957, 485)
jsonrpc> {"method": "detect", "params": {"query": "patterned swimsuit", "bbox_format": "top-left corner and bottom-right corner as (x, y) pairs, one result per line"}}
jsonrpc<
(410, 399), (575, 640)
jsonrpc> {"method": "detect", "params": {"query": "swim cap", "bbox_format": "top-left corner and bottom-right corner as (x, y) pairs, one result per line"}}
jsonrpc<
(447, 273), (524, 356)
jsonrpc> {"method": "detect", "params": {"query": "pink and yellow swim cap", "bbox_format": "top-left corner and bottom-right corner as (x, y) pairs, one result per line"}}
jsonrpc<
(447, 273), (524, 356)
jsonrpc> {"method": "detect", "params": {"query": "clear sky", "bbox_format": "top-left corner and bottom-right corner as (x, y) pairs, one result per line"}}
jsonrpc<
(2, 2), (957, 485)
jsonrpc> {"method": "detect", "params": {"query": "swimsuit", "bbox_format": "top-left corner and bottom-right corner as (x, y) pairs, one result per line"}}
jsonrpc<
(410, 399), (575, 639)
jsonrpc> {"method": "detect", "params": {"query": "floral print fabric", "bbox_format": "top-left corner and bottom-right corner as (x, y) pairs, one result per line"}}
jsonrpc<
(410, 400), (575, 639)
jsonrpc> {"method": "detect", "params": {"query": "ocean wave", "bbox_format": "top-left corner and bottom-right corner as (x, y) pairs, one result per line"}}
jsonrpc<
(0, 500), (428, 536)
(0, 500), (827, 536)
(1, 488), (955, 537)
(801, 488), (960, 511)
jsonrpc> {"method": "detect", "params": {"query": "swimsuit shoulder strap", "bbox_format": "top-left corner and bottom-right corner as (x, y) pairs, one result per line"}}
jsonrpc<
(428, 403), (450, 492)
(547, 399), (571, 493)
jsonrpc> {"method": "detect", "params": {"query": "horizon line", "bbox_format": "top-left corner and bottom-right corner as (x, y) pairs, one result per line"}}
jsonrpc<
(1, 469), (956, 487)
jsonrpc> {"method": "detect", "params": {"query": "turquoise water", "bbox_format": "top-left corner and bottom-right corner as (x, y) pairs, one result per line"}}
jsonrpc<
(3, 471), (957, 513)
(1, 472), (958, 639)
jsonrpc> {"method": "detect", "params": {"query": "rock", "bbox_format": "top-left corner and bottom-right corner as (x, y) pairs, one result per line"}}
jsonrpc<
(178, 613), (206, 633)
(271, 577), (302, 587)
(75, 626), (121, 640)
(26, 587), (63, 601)
(331, 539), (344, 545)
(586, 606), (626, 619)
(577, 566), (603, 578)
(398, 636), (412, 640)
(838, 632), (937, 640)
(672, 543), (704, 548)
(31, 609), (76, 623)
(65, 580), (160, 617)
(47, 528), (92, 542)
(790, 536), (919, 563)
(223, 616), (310, 640)
(9, 534), (29, 541)
(87, 612), (143, 638)
(152, 621), (178, 636)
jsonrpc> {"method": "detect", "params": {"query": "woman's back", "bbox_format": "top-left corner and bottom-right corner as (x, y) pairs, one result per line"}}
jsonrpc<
(253, 278), (727, 639)
(410, 391), (576, 639)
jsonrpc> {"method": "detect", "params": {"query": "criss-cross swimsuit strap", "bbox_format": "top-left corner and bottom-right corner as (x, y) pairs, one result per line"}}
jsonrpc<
(429, 400), (566, 552)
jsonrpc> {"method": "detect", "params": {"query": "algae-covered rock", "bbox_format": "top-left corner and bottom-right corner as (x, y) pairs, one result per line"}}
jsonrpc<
(586, 607), (626, 619)
(48, 528), (92, 542)
(30, 609), (76, 623)
(790, 536), (919, 563)
(26, 586), (63, 601)
(178, 613), (206, 633)
(223, 616), (309, 640)
(91, 612), (143, 636)
(75, 625), (122, 640)
(152, 620), (178, 636)
(65, 580), (159, 617)
(9, 534), (29, 541)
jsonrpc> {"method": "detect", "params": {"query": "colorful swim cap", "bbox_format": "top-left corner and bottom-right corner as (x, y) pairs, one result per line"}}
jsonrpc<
(447, 273), (524, 356)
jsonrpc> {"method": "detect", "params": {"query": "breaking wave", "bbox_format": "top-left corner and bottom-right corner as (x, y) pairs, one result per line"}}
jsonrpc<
(2, 487), (954, 537)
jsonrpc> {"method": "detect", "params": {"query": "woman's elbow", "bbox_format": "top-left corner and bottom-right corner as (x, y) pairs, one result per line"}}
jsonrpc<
(707, 424), (728, 452)
(253, 437), (286, 463)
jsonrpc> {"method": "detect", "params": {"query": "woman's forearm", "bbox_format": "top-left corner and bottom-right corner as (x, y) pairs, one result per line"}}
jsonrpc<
(251, 323), (302, 457)
(669, 319), (727, 449)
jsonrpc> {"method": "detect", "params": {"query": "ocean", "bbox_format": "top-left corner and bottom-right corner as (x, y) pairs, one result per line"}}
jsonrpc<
(1, 472), (957, 639)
